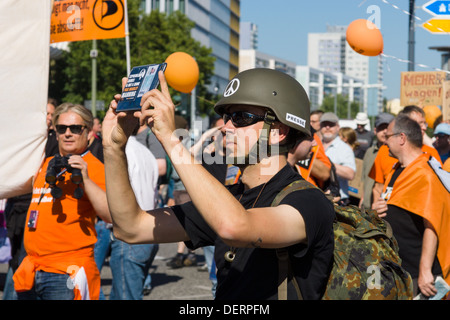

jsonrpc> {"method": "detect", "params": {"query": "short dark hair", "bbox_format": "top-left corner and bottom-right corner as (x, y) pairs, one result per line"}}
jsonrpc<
(399, 105), (425, 118)
(284, 128), (310, 152)
(393, 114), (423, 149)
(310, 110), (324, 116)
(48, 97), (58, 108)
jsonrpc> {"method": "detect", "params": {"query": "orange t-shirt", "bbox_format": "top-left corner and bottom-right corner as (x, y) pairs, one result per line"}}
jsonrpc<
(24, 152), (105, 256)
(14, 152), (105, 299)
(369, 144), (442, 184)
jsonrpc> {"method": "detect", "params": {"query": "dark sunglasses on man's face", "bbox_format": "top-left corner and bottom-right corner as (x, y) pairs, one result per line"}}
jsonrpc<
(222, 111), (266, 128)
(55, 124), (87, 135)
(320, 121), (337, 128)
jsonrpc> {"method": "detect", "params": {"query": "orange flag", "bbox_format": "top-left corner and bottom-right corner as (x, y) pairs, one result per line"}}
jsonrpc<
(384, 154), (450, 286)
(296, 145), (317, 182)
(50, 0), (126, 43)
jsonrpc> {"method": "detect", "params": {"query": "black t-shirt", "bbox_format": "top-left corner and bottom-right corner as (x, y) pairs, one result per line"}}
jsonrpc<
(171, 165), (335, 300)
(45, 129), (59, 157)
(202, 155), (228, 184)
(384, 166), (442, 279)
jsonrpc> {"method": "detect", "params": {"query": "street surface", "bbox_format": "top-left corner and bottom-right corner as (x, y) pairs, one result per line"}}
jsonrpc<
(0, 242), (214, 300)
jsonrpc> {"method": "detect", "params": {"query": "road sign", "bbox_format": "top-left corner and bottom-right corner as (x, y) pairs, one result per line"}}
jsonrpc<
(423, 0), (450, 16)
(423, 18), (450, 33)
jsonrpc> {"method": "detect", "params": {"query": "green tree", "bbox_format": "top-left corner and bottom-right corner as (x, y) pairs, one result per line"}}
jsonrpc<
(320, 93), (361, 120)
(49, 0), (215, 118)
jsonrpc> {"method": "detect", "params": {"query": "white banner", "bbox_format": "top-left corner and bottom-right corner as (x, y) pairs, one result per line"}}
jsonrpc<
(0, 0), (50, 198)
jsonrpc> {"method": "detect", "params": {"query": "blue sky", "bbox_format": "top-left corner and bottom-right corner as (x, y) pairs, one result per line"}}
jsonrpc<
(240, 0), (450, 100)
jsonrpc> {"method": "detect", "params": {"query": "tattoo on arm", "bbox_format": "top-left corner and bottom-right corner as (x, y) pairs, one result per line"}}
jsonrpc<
(251, 238), (262, 248)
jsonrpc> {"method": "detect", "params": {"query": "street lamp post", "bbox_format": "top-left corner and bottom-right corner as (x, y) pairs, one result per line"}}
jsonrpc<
(408, 0), (416, 71)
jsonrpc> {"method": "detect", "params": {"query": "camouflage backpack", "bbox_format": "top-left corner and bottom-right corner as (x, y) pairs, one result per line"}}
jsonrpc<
(272, 179), (414, 300)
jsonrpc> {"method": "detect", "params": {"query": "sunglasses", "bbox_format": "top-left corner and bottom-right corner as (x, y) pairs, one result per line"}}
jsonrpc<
(223, 111), (266, 128)
(55, 124), (87, 135)
(320, 121), (337, 128)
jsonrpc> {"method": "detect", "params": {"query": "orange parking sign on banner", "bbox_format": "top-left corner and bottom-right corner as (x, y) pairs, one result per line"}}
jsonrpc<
(50, 0), (125, 43)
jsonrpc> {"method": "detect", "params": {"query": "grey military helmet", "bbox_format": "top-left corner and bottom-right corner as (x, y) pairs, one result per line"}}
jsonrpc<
(214, 68), (311, 137)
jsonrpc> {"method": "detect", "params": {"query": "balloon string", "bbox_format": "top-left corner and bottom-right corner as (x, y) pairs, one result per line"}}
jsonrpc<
(196, 95), (217, 107)
(381, 53), (450, 74)
(380, 0), (450, 35)
(379, 0), (422, 20)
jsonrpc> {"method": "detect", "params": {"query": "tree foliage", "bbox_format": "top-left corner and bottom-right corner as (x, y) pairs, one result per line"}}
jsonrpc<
(49, 0), (216, 118)
(320, 93), (361, 120)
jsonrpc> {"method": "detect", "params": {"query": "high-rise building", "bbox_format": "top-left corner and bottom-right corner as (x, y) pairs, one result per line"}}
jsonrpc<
(239, 49), (296, 78)
(308, 25), (383, 116)
(240, 22), (258, 50)
(296, 65), (364, 112)
(141, 0), (240, 93)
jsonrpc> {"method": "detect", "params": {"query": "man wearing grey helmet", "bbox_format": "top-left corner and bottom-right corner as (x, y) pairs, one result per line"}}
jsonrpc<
(102, 68), (335, 300)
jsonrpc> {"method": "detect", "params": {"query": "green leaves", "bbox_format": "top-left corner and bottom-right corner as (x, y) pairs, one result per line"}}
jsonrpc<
(320, 93), (361, 120)
(49, 0), (216, 118)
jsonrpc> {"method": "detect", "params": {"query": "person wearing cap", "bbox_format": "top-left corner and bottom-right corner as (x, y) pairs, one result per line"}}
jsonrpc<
(101, 68), (335, 300)
(320, 112), (356, 205)
(354, 112), (374, 158)
(433, 123), (450, 163)
(368, 106), (442, 203)
(360, 112), (394, 209)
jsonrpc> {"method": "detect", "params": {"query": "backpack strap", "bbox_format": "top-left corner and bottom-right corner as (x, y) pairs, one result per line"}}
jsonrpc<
(271, 179), (316, 207)
(272, 179), (316, 300)
(276, 248), (303, 300)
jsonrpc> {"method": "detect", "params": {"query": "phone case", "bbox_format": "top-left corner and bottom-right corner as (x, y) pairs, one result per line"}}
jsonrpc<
(116, 63), (167, 112)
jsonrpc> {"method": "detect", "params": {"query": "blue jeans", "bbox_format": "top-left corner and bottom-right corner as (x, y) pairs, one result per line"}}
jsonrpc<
(109, 234), (158, 300)
(17, 271), (74, 300)
(203, 245), (217, 298)
(94, 220), (112, 300)
(94, 220), (159, 300)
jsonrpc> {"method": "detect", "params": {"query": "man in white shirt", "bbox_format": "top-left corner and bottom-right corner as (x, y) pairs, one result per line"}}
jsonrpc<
(95, 132), (159, 300)
(320, 112), (356, 204)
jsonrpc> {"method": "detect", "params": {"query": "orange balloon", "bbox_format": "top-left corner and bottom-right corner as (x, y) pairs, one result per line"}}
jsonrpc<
(346, 19), (383, 56)
(164, 52), (199, 93)
(423, 105), (442, 128)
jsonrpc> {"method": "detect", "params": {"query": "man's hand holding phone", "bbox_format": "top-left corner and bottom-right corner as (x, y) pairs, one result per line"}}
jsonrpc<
(103, 63), (178, 155)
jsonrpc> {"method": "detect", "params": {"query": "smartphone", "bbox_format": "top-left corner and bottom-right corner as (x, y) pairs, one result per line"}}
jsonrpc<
(116, 62), (167, 112)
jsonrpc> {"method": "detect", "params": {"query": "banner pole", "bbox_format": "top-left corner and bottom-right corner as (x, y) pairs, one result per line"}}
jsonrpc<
(124, 0), (130, 75)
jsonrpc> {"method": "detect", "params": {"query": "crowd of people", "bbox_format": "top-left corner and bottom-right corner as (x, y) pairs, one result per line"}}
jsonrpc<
(0, 68), (449, 300)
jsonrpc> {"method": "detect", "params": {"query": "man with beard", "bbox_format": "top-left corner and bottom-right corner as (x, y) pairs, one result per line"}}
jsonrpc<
(320, 112), (356, 205)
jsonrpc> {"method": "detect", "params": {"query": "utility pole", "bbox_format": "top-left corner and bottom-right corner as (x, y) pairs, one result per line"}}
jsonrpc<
(408, 0), (415, 71)
(90, 39), (98, 117)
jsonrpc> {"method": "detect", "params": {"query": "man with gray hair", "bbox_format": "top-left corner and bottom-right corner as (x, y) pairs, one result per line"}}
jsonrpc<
(373, 114), (450, 298)
(13, 103), (111, 300)
(320, 112), (356, 205)
(369, 106), (442, 204)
